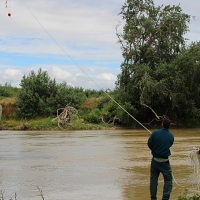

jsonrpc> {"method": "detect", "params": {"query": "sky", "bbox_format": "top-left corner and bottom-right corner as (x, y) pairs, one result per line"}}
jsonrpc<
(0, 0), (200, 90)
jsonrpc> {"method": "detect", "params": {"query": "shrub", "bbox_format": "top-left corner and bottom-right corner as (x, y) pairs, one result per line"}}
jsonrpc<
(176, 189), (200, 200)
(83, 108), (101, 123)
(0, 83), (16, 97)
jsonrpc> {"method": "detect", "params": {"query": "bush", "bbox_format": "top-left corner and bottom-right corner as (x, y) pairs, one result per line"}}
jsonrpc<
(16, 69), (87, 118)
(0, 83), (16, 97)
(83, 108), (101, 123)
(176, 189), (200, 200)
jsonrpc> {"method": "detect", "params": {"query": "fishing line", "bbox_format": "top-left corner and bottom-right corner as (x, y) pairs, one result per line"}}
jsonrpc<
(20, 0), (152, 134)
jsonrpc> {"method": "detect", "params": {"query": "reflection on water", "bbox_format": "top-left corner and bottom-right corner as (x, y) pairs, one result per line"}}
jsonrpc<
(0, 129), (199, 199)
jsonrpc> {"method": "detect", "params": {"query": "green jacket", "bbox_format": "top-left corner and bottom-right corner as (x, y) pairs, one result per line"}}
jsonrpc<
(148, 128), (174, 159)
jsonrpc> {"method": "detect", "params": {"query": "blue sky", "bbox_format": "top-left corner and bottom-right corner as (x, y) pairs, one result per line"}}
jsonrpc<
(0, 0), (200, 90)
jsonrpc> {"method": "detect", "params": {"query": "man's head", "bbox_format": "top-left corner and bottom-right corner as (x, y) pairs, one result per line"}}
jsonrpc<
(162, 118), (170, 129)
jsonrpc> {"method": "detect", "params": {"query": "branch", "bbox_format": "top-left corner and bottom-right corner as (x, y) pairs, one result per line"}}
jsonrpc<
(142, 103), (161, 119)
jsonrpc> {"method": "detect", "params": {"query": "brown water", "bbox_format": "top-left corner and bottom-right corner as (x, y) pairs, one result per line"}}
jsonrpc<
(0, 129), (199, 200)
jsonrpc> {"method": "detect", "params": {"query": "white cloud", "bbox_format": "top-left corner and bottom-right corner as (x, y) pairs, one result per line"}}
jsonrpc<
(51, 66), (73, 80)
(97, 73), (117, 81)
(0, 67), (22, 86)
(4, 68), (21, 77)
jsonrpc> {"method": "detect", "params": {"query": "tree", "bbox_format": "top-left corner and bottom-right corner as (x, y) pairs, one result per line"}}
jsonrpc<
(116, 0), (192, 126)
(117, 0), (190, 69)
(16, 68), (87, 119)
(16, 68), (58, 118)
(48, 82), (87, 111)
(168, 42), (200, 125)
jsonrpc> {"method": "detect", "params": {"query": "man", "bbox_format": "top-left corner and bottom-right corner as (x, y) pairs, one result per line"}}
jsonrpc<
(148, 118), (174, 200)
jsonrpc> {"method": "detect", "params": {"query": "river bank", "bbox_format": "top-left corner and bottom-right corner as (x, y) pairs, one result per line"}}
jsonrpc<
(0, 117), (123, 131)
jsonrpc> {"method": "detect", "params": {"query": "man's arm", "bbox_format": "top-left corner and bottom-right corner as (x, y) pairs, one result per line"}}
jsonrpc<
(170, 134), (174, 147)
(148, 135), (153, 150)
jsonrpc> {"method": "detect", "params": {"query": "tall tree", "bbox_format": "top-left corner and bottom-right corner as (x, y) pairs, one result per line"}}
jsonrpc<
(169, 42), (200, 124)
(116, 0), (192, 125)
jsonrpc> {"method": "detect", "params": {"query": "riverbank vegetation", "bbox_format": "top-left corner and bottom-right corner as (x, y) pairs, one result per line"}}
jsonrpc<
(0, 81), (114, 130)
(115, 0), (200, 128)
(176, 190), (200, 200)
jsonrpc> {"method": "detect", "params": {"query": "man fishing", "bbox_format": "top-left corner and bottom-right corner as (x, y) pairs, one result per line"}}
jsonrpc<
(148, 118), (174, 200)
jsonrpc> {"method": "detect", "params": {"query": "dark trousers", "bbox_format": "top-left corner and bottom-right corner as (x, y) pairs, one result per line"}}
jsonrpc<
(150, 158), (172, 200)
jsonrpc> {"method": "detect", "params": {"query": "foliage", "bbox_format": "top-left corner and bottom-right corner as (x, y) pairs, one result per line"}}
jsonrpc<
(176, 189), (200, 200)
(117, 0), (190, 68)
(83, 108), (101, 123)
(28, 117), (55, 127)
(15, 68), (117, 125)
(48, 82), (87, 111)
(96, 95), (117, 121)
(0, 68), (119, 127)
(0, 83), (19, 98)
(16, 68), (87, 119)
(115, 0), (200, 126)
(70, 117), (109, 130)
(167, 42), (200, 125)
(16, 68), (56, 118)
(79, 91), (128, 125)
(84, 89), (105, 98)
(81, 95), (108, 124)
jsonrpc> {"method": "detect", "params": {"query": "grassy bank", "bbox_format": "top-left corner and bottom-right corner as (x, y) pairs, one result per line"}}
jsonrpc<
(0, 116), (115, 131)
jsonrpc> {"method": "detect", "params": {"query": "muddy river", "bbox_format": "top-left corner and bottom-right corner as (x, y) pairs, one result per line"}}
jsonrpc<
(0, 129), (199, 200)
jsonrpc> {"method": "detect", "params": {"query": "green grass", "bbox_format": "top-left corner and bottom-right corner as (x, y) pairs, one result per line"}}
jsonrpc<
(0, 116), (112, 131)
